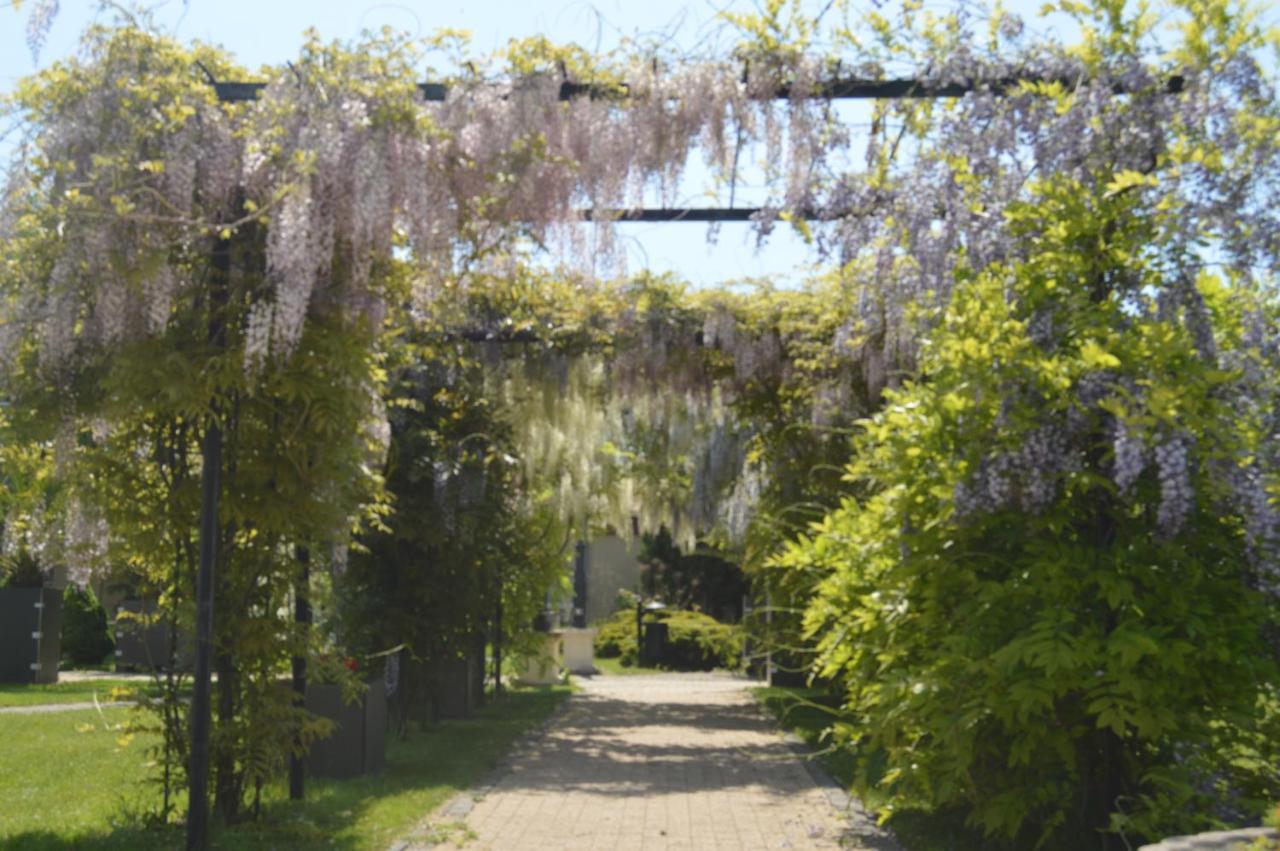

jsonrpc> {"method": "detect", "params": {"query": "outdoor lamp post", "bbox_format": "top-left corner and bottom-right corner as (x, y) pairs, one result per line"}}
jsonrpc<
(637, 599), (667, 667)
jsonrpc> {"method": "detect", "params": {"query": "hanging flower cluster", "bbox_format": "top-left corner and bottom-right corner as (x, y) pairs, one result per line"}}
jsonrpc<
(3, 4), (1280, 560)
(1, 26), (845, 380)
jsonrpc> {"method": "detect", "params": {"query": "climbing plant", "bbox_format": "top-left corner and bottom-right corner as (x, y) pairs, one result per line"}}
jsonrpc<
(1, 0), (1279, 845)
(336, 327), (571, 721)
(770, 2), (1280, 844)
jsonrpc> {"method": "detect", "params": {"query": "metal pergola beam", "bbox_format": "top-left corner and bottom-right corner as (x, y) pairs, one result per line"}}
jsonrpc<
(581, 207), (795, 223)
(210, 73), (1182, 223)
(213, 74), (1183, 104)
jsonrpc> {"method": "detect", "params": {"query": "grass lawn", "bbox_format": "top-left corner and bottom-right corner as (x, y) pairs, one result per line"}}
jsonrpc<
(0, 684), (570, 849)
(753, 686), (1002, 851)
(0, 679), (184, 708)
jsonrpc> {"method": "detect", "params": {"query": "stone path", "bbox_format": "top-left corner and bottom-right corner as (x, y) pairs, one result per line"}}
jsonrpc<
(405, 673), (897, 851)
(58, 670), (154, 683)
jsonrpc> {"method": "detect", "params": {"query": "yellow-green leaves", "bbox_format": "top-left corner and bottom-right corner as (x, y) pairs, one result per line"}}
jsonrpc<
(1104, 169), (1159, 197)
(1080, 339), (1122, 369)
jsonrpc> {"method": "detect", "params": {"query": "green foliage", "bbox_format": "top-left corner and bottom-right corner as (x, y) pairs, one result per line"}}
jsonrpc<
(3, 119), (389, 824)
(338, 332), (572, 720)
(0, 549), (45, 588)
(592, 609), (634, 659)
(61, 585), (114, 667)
(754, 686), (997, 851)
(593, 607), (741, 671)
(661, 609), (744, 671)
(638, 528), (747, 622)
(779, 175), (1280, 848)
(4, 4), (1280, 845)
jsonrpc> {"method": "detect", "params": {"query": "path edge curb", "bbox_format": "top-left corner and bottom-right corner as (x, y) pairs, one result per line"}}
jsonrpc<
(388, 684), (576, 851)
(750, 686), (905, 851)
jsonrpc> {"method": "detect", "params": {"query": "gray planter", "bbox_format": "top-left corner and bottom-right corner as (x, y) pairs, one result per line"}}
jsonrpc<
(429, 655), (473, 720)
(306, 679), (387, 779)
(390, 655), (433, 726)
(469, 633), (486, 710)
(113, 600), (193, 672)
(0, 587), (63, 684)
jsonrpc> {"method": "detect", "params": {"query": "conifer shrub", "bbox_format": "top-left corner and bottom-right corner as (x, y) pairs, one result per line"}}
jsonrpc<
(593, 608), (741, 671)
(61, 585), (115, 667)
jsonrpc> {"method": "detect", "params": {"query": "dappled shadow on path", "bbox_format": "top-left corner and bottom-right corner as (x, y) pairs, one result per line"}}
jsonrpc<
(554, 690), (765, 735)
(469, 679), (904, 851)
(492, 687), (817, 797)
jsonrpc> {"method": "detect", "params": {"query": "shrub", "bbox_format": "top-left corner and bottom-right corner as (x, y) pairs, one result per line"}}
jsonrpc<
(780, 178), (1280, 847)
(0, 549), (46, 588)
(638, 529), (747, 623)
(661, 610), (742, 671)
(593, 609), (634, 659)
(592, 608), (741, 671)
(62, 585), (115, 667)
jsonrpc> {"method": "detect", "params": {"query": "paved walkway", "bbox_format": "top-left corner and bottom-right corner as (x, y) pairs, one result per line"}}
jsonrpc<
(407, 673), (897, 851)
(58, 670), (155, 683)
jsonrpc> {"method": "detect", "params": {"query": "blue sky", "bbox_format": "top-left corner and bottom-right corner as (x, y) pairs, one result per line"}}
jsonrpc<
(0, 0), (1106, 286)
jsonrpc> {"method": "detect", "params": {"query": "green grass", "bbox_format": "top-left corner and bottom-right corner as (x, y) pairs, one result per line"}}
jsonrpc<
(0, 679), (182, 708)
(753, 686), (1000, 851)
(0, 684), (570, 849)
(0, 707), (157, 847)
(590, 656), (670, 676)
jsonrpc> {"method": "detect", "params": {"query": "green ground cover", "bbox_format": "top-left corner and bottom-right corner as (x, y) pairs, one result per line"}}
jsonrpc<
(0, 679), (180, 708)
(0, 685), (569, 849)
(590, 656), (669, 676)
(753, 686), (999, 851)
(593, 608), (742, 671)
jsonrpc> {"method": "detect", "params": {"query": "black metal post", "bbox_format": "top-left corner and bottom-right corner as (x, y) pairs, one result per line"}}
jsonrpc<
(765, 587), (773, 688)
(635, 601), (644, 666)
(289, 546), (310, 800)
(186, 218), (233, 851)
(572, 541), (588, 629)
(186, 405), (221, 850)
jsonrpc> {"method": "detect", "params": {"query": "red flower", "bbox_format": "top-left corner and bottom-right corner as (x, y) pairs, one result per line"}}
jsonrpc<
(343, 657), (359, 672)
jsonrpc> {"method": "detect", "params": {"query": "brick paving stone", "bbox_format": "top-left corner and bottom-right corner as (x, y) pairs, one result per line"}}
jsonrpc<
(434, 672), (895, 850)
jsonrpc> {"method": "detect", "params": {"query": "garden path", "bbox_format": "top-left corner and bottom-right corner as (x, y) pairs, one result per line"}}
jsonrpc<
(401, 672), (897, 850)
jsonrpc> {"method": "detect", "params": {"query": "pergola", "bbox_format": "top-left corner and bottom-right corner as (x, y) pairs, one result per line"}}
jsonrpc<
(173, 66), (1186, 849)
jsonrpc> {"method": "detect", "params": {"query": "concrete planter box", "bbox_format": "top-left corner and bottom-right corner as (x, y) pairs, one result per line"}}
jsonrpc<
(1138, 827), (1278, 850)
(515, 632), (564, 685)
(306, 679), (386, 779)
(557, 628), (597, 674)
(0, 587), (63, 684)
(113, 600), (193, 672)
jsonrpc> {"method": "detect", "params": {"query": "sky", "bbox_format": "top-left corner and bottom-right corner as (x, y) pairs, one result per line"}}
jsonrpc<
(0, 0), (1091, 286)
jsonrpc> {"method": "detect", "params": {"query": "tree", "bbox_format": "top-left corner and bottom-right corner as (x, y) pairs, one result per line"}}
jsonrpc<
(336, 333), (569, 722)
